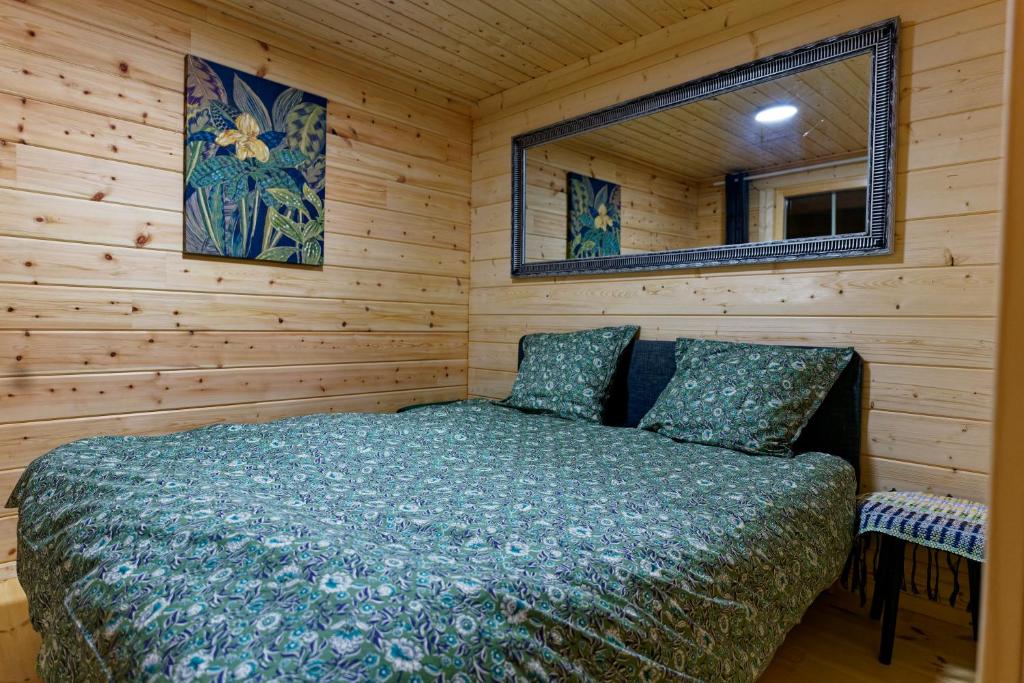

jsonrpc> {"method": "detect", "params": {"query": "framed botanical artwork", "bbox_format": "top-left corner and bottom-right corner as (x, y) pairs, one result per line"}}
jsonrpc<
(566, 172), (621, 260)
(184, 56), (327, 265)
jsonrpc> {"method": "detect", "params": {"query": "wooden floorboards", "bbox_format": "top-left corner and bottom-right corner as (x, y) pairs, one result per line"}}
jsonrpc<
(762, 590), (977, 682)
(0, 580), (39, 683)
(0, 580), (975, 682)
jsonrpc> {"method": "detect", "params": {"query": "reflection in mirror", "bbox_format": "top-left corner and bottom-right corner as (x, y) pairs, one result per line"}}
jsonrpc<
(523, 52), (872, 263)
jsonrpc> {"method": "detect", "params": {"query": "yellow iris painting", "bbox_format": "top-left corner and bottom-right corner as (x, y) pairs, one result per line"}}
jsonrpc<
(184, 56), (327, 264)
(567, 172), (622, 260)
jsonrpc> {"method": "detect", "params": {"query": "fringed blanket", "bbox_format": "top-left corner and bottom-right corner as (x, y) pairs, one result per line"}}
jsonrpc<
(844, 490), (986, 609)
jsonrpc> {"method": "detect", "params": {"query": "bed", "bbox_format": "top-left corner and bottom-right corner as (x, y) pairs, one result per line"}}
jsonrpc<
(8, 340), (862, 682)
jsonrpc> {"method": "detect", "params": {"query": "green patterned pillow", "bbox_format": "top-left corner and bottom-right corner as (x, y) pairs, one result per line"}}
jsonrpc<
(639, 338), (854, 456)
(501, 325), (639, 422)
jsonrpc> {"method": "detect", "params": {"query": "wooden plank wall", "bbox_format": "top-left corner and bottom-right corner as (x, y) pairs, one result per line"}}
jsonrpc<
(469, 0), (1004, 618)
(0, 0), (474, 572)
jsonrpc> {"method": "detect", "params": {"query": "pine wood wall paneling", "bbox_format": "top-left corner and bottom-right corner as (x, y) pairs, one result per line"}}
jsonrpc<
(0, 331), (468, 376)
(0, 142), (181, 210)
(0, 284), (467, 331)
(467, 8), (1003, 631)
(0, 360), (467, 424)
(0, 237), (468, 303)
(468, 314), (998, 367)
(0, 0), (473, 571)
(0, 43), (181, 130)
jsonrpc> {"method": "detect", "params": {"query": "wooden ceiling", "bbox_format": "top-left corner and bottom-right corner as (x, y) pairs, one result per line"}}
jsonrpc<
(194, 0), (732, 101)
(551, 53), (872, 181)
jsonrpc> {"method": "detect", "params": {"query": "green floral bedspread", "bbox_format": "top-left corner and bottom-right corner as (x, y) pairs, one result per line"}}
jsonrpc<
(8, 400), (855, 682)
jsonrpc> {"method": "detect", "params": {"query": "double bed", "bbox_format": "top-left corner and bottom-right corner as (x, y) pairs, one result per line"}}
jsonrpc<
(8, 340), (862, 681)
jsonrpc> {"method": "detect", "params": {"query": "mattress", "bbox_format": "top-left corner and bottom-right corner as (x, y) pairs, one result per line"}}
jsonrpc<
(8, 400), (855, 681)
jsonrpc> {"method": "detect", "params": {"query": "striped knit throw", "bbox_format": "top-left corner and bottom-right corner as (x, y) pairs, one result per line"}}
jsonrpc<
(857, 491), (986, 562)
(842, 491), (986, 609)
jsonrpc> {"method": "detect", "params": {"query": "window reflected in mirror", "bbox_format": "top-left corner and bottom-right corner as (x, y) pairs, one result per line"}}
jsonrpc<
(784, 188), (867, 239)
(522, 52), (873, 263)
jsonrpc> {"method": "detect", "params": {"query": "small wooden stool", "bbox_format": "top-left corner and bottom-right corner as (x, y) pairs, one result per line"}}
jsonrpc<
(855, 491), (986, 665)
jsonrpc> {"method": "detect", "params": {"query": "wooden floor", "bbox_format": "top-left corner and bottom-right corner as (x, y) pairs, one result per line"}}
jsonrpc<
(762, 590), (977, 682)
(0, 580), (40, 683)
(0, 580), (974, 682)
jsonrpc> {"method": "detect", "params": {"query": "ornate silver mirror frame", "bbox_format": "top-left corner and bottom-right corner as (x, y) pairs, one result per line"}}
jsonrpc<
(510, 19), (899, 277)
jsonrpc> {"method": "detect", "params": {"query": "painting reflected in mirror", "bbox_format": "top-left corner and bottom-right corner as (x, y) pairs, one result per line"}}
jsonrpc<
(511, 20), (897, 277)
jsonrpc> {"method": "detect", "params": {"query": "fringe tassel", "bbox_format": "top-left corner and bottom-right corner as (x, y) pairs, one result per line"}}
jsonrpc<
(910, 544), (920, 594)
(966, 568), (976, 614)
(947, 553), (962, 608)
(926, 549), (941, 601)
(840, 536), (855, 589)
(899, 547), (906, 592)
(926, 549), (934, 600)
(842, 533), (872, 606)
(872, 537), (881, 579)
(858, 534), (871, 606)
(848, 533), (971, 609)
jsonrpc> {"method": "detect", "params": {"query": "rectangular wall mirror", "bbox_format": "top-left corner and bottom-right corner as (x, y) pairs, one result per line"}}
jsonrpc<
(511, 20), (898, 277)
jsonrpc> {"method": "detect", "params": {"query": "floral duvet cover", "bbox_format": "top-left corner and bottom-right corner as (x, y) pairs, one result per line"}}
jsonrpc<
(8, 400), (855, 682)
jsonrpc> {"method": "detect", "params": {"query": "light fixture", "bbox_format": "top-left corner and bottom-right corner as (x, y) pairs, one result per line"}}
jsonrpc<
(755, 105), (798, 123)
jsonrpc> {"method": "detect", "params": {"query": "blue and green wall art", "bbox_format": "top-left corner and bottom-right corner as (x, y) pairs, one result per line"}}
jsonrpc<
(566, 171), (621, 259)
(184, 56), (327, 265)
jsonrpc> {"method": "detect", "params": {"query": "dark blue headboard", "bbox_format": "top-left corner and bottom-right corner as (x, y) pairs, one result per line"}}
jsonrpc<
(517, 338), (863, 480)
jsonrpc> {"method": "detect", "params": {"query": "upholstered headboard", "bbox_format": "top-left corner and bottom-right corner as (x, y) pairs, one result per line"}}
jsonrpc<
(516, 337), (863, 481)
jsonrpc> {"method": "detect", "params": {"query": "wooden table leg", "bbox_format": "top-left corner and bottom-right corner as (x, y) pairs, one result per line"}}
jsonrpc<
(878, 536), (905, 665)
(967, 559), (982, 641)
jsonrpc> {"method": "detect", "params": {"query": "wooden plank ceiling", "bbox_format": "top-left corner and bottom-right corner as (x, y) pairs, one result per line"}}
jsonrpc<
(194, 0), (732, 102)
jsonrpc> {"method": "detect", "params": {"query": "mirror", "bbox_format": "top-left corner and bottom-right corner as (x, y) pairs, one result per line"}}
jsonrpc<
(511, 20), (898, 277)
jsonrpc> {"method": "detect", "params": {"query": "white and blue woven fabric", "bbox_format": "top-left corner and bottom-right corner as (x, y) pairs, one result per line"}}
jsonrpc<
(856, 490), (986, 562)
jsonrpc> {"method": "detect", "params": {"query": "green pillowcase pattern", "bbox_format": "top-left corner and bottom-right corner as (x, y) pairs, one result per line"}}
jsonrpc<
(502, 325), (638, 422)
(639, 338), (854, 456)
